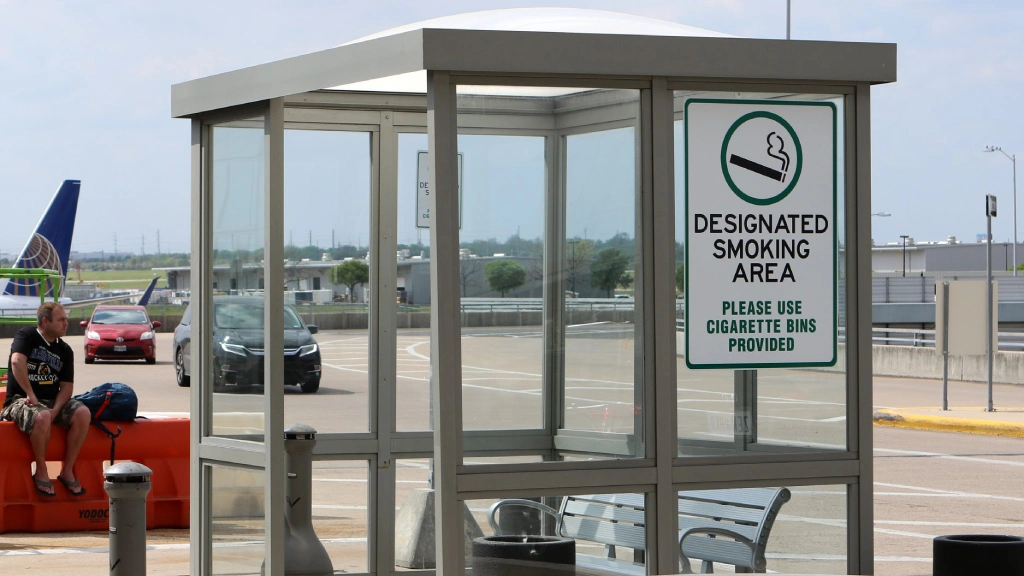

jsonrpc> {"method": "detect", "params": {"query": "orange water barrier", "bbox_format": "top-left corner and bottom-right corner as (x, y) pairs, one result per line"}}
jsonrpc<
(0, 396), (189, 533)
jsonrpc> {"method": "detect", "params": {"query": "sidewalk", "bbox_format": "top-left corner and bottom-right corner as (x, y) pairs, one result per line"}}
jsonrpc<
(873, 405), (1024, 437)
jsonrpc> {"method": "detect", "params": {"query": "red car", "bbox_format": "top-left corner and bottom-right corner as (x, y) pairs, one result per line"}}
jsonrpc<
(80, 305), (161, 364)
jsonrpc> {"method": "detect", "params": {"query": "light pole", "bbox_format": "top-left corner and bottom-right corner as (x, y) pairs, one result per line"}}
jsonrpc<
(567, 239), (579, 296)
(985, 146), (1017, 275)
(900, 234), (910, 277)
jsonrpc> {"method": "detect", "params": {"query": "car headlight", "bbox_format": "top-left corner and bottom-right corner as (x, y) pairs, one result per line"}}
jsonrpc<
(298, 343), (318, 357)
(140, 331), (155, 340)
(85, 331), (100, 340)
(219, 342), (249, 356)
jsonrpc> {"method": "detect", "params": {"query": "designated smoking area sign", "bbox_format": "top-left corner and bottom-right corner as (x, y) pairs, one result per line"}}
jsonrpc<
(685, 100), (837, 369)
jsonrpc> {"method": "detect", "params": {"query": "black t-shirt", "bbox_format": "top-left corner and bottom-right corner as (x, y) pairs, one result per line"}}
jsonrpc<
(5, 326), (75, 407)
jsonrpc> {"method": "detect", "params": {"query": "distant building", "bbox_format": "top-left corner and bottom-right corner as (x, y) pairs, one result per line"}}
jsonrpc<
(871, 237), (1023, 274)
(156, 254), (610, 305)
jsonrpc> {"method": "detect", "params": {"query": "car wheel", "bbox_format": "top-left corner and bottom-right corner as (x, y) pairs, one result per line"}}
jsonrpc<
(145, 357), (156, 365)
(84, 357), (95, 365)
(300, 376), (320, 394)
(175, 348), (190, 387)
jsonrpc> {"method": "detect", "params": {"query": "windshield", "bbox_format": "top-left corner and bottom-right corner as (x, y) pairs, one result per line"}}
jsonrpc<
(214, 302), (306, 330)
(91, 310), (149, 325)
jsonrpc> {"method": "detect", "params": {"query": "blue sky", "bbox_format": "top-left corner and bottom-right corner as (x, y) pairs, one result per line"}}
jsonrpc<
(0, 0), (1021, 258)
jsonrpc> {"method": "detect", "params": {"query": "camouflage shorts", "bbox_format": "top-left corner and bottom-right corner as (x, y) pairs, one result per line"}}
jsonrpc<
(0, 398), (85, 434)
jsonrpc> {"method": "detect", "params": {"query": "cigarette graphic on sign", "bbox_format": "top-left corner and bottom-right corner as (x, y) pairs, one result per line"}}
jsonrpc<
(729, 131), (791, 182)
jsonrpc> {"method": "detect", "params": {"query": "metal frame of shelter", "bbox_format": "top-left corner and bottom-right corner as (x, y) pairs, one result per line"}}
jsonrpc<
(173, 19), (896, 576)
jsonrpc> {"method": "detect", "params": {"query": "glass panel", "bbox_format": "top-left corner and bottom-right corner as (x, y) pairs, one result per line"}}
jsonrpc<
(464, 490), (650, 576)
(563, 122), (640, 445)
(394, 458), (436, 571)
(396, 133), (432, 432)
(394, 456), (547, 572)
(669, 484), (846, 575)
(674, 92), (847, 456)
(313, 460), (370, 573)
(210, 464), (265, 575)
(761, 484), (847, 574)
(283, 129), (372, 432)
(447, 85), (642, 460)
(209, 117), (265, 443)
(455, 129), (546, 431)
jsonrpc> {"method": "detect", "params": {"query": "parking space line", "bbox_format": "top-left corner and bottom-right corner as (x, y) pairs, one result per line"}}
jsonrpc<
(876, 446), (1024, 468)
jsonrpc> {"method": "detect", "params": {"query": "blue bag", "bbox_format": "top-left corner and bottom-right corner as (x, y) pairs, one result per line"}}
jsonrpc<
(74, 382), (138, 421)
(73, 383), (139, 463)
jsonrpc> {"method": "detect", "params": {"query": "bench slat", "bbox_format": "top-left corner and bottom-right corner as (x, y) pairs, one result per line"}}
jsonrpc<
(677, 500), (766, 524)
(571, 493), (645, 508)
(677, 516), (759, 542)
(563, 501), (645, 526)
(679, 488), (780, 508)
(682, 535), (756, 568)
(561, 516), (646, 550)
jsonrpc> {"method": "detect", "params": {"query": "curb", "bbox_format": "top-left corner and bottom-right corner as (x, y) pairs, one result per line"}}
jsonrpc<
(873, 408), (1024, 438)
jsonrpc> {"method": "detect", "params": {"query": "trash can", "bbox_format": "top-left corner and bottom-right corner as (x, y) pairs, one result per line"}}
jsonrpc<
(472, 536), (575, 576)
(933, 534), (1024, 576)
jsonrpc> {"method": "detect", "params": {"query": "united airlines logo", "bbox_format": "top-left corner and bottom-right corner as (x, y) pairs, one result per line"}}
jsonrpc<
(5, 234), (63, 297)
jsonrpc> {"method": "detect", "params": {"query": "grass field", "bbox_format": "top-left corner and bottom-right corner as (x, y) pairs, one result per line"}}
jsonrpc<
(74, 269), (165, 289)
(79, 269), (165, 281)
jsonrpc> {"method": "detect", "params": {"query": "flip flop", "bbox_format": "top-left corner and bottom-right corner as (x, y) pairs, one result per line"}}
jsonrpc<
(34, 477), (55, 497)
(57, 476), (86, 497)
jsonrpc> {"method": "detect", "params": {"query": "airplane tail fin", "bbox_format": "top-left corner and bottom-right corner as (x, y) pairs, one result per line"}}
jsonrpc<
(137, 277), (159, 307)
(2, 180), (81, 299)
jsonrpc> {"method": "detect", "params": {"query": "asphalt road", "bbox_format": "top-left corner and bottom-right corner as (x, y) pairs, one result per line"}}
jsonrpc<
(0, 330), (1021, 575)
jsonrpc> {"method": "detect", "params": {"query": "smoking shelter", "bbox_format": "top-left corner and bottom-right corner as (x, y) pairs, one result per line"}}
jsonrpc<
(172, 8), (895, 575)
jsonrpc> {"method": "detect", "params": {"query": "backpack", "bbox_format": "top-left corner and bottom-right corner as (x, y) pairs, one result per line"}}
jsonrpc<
(75, 382), (138, 421)
(73, 383), (139, 463)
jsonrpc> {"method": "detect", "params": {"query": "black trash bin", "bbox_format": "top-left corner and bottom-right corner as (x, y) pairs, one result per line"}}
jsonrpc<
(933, 534), (1024, 576)
(472, 536), (575, 576)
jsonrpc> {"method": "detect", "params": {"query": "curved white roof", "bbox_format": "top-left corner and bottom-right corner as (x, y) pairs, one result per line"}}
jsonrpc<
(172, 6), (896, 118)
(343, 7), (732, 46)
(334, 8), (731, 94)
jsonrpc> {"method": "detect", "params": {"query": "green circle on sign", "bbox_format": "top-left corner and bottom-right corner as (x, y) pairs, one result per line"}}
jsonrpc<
(720, 110), (803, 206)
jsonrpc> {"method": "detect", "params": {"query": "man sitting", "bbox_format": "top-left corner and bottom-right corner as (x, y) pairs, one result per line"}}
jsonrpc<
(2, 303), (90, 496)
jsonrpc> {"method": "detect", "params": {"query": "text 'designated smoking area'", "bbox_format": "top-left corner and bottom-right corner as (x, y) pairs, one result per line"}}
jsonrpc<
(172, 9), (895, 576)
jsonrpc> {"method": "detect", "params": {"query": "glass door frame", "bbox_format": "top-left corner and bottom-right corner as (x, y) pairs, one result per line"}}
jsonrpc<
(190, 98), (288, 575)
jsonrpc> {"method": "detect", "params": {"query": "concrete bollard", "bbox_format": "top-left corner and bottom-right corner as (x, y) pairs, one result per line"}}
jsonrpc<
(262, 424), (333, 575)
(104, 462), (153, 576)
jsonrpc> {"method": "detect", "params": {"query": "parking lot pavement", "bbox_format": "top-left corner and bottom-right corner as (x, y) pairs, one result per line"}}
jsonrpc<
(873, 425), (1024, 576)
(2, 331), (1023, 575)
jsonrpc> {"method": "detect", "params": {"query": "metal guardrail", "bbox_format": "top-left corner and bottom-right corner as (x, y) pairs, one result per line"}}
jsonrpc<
(872, 274), (1024, 304)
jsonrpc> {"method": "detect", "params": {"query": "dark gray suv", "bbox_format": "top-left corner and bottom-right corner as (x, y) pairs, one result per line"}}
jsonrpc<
(173, 297), (322, 393)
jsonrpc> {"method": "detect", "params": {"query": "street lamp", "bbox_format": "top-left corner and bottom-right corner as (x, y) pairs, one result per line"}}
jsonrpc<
(900, 234), (910, 277)
(984, 145), (1017, 275)
(871, 212), (891, 217)
(567, 239), (579, 295)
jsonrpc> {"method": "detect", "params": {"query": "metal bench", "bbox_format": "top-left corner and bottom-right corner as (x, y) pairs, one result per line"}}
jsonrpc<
(487, 487), (790, 574)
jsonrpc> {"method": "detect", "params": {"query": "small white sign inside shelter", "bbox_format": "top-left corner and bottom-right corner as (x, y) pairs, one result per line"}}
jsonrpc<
(416, 151), (464, 230)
